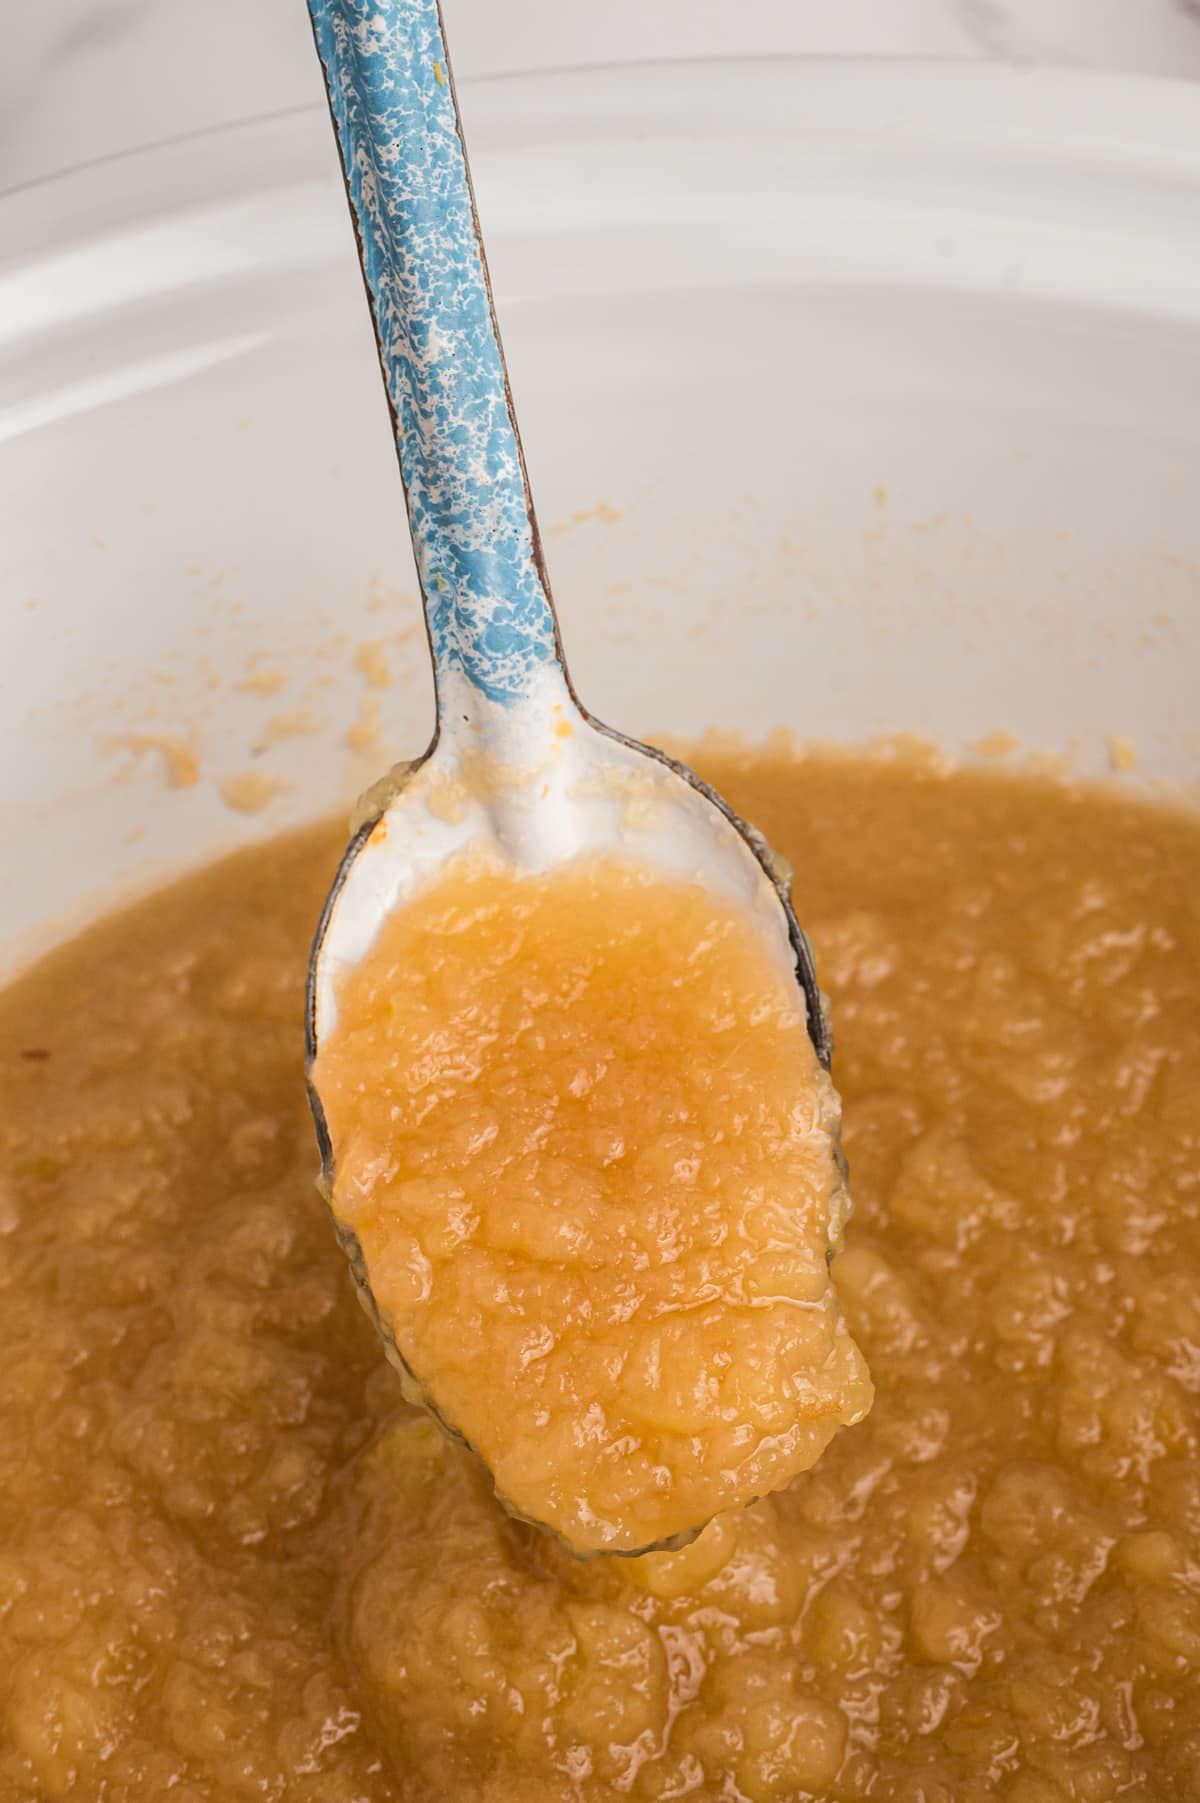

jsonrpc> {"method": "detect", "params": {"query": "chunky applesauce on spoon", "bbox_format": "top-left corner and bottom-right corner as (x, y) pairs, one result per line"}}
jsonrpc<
(313, 853), (872, 1555)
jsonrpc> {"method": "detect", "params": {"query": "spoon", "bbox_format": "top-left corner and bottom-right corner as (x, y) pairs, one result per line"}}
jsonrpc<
(304, 0), (834, 1518)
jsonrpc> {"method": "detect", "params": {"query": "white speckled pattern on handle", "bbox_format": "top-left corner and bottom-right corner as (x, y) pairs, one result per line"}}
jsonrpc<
(306, 0), (562, 709)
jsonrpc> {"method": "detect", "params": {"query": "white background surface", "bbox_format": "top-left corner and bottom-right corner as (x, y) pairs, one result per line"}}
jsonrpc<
(4, 0), (1200, 192)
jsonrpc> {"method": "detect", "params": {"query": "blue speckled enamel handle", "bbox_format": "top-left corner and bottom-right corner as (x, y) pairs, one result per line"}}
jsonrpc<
(307, 0), (562, 709)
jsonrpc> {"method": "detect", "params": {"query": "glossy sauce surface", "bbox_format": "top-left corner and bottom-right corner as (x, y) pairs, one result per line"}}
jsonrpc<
(1, 750), (1198, 1801)
(314, 854), (871, 1555)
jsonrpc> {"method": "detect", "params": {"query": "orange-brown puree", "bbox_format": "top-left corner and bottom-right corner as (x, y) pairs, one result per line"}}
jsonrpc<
(313, 856), (872, 1554)
(1, 749), (1198, 1802)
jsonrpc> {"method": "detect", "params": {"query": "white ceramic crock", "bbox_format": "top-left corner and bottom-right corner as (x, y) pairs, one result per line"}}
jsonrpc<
(2, 60), (1198, 969)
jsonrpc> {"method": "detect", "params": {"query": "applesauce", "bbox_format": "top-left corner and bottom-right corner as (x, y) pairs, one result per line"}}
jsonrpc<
(313, 854), (872, 1555)
(1, 748), (1198, 1802)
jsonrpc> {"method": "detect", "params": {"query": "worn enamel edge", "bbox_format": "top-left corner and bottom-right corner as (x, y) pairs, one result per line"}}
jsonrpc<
(306, 0), (559, 707)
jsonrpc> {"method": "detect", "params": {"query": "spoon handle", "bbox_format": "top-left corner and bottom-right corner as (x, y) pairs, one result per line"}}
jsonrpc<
(307, 0), (564, 713)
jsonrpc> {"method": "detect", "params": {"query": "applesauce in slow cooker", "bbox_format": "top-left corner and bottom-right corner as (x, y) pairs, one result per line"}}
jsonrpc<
(2, 747), (1198, 1802)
